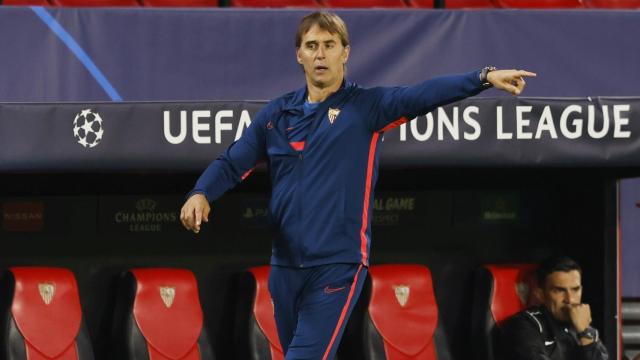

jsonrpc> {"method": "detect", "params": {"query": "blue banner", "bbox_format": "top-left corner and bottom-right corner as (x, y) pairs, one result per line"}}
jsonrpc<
(0, 8), (639, 102)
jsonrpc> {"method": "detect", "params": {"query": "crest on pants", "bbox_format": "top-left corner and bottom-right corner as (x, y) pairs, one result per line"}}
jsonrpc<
(38, 283), (55, 305)
(328, 108), (341, 124)
(159, 286), (176, 308)
(394, 285), (410, 307)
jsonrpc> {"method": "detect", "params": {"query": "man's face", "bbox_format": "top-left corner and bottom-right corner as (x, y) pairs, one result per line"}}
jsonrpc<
(537, 270), (583, 323)
(296, 24), (350, 90)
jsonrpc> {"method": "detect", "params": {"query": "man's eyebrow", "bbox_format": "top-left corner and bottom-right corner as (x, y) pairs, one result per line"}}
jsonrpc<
(304, 40), (318, 45)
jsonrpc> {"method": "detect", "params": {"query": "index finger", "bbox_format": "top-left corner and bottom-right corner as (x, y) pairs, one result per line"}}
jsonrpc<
(516, 70), (537, 78)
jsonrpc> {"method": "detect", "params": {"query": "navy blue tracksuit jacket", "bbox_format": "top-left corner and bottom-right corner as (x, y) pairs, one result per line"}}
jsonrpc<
(191, 71), (487, 268)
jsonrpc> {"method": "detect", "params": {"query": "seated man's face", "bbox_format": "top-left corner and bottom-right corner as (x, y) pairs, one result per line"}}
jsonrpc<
(539, 270), (583, 323)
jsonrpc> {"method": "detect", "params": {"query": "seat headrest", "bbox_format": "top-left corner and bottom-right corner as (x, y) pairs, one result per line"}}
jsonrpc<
(368, 264), (438, 357)
(131, 268), (203, 360)
(484, 264), (538, 326)
(248, 266), (284, 355)
(10, 267), (82, 358)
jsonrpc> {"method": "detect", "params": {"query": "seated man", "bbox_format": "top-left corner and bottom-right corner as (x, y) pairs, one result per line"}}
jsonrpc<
(502, 256), (609, 360)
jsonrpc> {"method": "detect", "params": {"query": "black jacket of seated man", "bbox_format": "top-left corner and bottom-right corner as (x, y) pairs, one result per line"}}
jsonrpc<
(501, 256), (608, 360)
(502, 305), (608, 360)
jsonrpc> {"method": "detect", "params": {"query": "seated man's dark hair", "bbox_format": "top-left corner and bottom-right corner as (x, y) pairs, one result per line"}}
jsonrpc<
(536, 256), (582, 288)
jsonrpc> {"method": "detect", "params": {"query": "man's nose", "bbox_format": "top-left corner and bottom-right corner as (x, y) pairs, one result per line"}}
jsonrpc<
(315, 46), (325, 59)
(568, 293), (579, 304)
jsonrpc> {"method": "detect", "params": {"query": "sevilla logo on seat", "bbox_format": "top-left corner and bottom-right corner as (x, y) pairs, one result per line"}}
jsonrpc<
(328, 108), (340, 124)
(38, 283), (55, 305)
(159, 286), (176, 308)
(394, 285), (410, 307)
(515, 282), (530, 305)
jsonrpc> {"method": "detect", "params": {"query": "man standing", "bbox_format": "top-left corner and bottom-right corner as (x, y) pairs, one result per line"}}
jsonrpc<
(181, 11), (535, 360)
(502, 257), (609, 360)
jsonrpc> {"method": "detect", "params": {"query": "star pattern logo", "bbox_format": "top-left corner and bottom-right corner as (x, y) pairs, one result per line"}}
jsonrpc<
(72, 109), (104, 148)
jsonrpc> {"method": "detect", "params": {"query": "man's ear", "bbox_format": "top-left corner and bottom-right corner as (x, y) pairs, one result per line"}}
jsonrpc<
(342, 45), (350, 64)
(533, 287), (544, 304)
(296, 48), (302, 64)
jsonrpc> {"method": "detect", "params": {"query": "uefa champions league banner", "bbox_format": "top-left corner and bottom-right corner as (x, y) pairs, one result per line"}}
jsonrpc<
(0, 97), (639, 171)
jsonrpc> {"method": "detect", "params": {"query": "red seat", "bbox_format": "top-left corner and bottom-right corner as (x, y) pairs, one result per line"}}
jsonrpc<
(321, 0), (407, 7)
(2, 0), (51, 5)
(410, 0), (494, 7)
(0, 267), (94, 360)
(235, 266), (284, 360)
(111, 268), (214, 360)
(229, 0), (317, 6)
(359, 264), (451, 359)
(445, 0), (496, 7)
(470, 264), (538, 360)
(583, 0), (640, 7)
(51, 0), (139, 6)
(141, 0), (217, 6)
(494, 0), (583, 7)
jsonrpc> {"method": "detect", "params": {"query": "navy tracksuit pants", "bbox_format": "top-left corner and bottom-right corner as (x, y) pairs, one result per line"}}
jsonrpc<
(268, 263), (367, 360)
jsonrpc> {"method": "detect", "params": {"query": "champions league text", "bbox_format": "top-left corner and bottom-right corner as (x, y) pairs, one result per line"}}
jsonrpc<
(397, 104), (631, 141)
(162, 104), (632, 145)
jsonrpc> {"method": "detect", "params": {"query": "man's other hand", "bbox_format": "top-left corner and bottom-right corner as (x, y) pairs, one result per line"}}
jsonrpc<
(180, 193), (210, 234)
(487, 69), (537, 96)
(567, 303), (592, 333)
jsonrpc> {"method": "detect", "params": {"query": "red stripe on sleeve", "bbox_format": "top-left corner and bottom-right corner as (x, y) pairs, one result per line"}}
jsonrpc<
(379, 116), (409, 133)
(241, 167), (255, 181)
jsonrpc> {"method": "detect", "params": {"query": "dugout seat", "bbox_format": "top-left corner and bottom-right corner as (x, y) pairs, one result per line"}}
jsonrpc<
(409, 0), (495, 7)
(493, 0), (583, 7)
(321, 0), (407, 7)
(229, 0), (318, 6)
(2, 0), (51, 5)
(0, 267), (94, 360)
(470, 264), (538, 360)
(234, 266), (284, 360)
(140, 0), (217, 6)
(50, 0), (139, 6)
(583, 0), (640, 7)
(111, 268), (214, 360)
(352, 264), (451, 360)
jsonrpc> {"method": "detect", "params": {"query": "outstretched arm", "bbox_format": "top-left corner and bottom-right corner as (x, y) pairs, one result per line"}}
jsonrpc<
(370, 68), (536, 132)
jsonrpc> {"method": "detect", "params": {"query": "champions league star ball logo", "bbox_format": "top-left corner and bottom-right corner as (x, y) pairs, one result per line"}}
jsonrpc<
(73, 109), (104, 148)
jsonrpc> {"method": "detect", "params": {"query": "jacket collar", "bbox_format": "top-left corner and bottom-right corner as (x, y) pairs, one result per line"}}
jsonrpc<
(282, 80), (354, 112)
